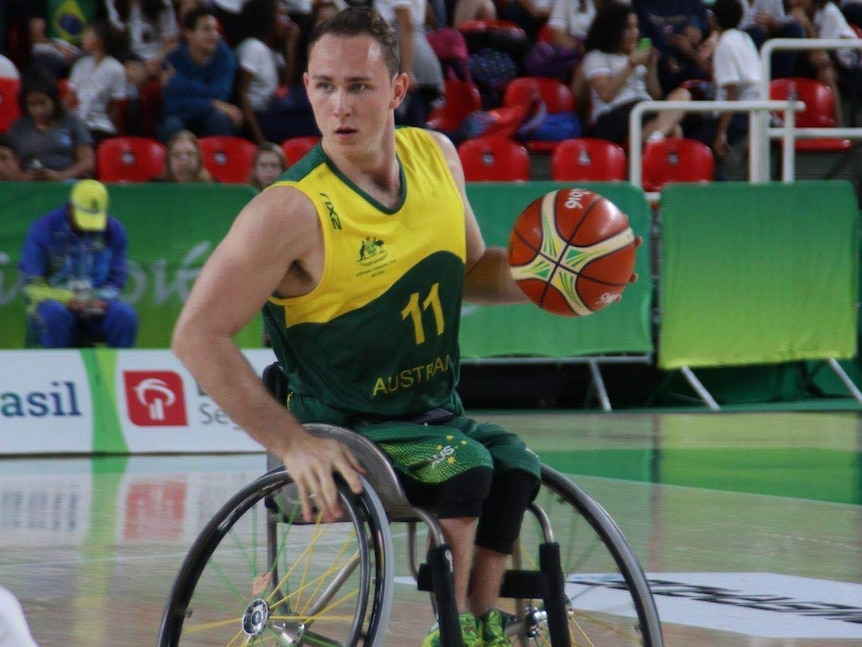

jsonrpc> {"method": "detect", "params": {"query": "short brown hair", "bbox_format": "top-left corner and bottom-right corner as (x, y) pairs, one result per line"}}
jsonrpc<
(307, 6), (400, 78)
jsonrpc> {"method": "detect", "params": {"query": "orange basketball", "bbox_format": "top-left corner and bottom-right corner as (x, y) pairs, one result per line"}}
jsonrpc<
(508, 188), (637, 317)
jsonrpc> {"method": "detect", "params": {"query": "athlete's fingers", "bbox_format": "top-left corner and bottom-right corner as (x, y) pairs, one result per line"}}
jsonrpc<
(316, 471), (341, 521)
(295, 479), (315, 523)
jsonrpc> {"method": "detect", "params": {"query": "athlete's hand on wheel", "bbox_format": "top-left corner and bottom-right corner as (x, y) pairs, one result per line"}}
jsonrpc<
(280, 432), (365, 522)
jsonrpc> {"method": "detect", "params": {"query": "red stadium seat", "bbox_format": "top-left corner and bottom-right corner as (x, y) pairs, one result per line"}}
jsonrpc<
(551, 138), (626, 181)
(502, 77), (575, 153)
(97, 136), (166, 183)
(641, 137), (714, 192)
(427, 79), (482, 134)
(458, 136), (530, 181)
(769, 77), (852, 152)
(198, 135), (257, 184)
(0, 77), (20, 134)
(280, 136), (320, 167)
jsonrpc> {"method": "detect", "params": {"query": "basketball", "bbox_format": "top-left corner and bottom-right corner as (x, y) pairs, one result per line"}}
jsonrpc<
(508, 188), (637, 317)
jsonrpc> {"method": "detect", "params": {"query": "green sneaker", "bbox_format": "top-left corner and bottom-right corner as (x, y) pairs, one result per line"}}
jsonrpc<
(422, 611), (481, 647)
(479, 608), (512, 647)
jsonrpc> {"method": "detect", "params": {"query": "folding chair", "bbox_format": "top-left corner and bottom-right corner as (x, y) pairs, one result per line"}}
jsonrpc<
(769, 77), (853, 152)
(551, 137), (626, 181)
(458, 136), (530, 181)
(641, 137), (715, 192)
(280, 136), (321, 167)
(198, 135), (258, 184)
(97, 136), (166, 183)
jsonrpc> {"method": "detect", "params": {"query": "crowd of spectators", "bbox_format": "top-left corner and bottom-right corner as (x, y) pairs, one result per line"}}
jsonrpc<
(0, 0), (860, 184)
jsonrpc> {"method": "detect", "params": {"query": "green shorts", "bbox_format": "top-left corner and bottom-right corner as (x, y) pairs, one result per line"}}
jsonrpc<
(354, 415), (541, 486)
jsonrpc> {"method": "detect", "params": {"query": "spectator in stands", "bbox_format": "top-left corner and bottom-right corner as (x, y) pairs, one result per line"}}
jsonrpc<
(213, 0), (254, 48)
(789, 0), (860, 124)
(0, 136), (21, 181)
(155, 129), (213, 182)
(738, 0), (806, 78)
(106, 0), (180, 88)
(9, 66), (95, 181)
(547, 0), (598, 51)
(236, 0), (319, 144)
(582, 2), (692, 144)
(27, 0), (106, 80)
(66, 19), (128, 144)
(701, 0), (761, 177)
(158, 7), (242, 143)
(452, 0), (499, 28)
(18, 179), (138, 349)
(248, 141), (286, 190)
(841, 0), (862, 30)
(375, 0), (445, 126)
(499, 0), (551, 40)
(634, 0), (713, 94)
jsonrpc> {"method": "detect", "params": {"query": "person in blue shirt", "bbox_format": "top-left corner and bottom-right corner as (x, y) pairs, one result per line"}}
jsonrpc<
(158, 6), (242, 143)
(18, 179), (138, 348)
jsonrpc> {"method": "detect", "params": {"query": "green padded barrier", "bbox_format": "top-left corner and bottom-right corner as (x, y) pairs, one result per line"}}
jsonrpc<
(461, 181), (653, 358)
(0, 181), (652, 357)
(0, 182), (261, 349)
(659, 181), (858, 370)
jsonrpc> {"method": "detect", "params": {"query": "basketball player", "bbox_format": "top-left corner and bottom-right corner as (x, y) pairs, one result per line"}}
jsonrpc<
(173, 7), (541, 646)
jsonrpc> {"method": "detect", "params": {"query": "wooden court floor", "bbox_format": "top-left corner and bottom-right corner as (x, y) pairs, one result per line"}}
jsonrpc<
(1, 410), (860, 646)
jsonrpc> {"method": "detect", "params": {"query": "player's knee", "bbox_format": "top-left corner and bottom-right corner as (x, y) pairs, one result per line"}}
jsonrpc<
(402, 466), (494, 519)
(475, 468), (541, 554)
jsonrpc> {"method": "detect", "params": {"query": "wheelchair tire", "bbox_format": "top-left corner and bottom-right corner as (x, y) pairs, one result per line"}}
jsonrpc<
(507, 465), (663, 647)
(158, 469), (394, 647)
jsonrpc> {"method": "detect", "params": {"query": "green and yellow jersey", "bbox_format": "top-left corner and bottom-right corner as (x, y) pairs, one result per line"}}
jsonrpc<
(263, 127), (467, 422)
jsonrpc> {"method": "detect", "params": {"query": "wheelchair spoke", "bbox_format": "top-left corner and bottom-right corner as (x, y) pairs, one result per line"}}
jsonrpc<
(504, 467), (662, 647)
(159, 472), (392, 647)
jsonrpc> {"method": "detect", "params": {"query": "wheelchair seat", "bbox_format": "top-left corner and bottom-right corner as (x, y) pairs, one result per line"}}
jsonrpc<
(266, 422), (424, 521)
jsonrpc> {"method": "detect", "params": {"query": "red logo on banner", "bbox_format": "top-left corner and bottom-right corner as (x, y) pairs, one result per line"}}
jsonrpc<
(123, 371), (188, 426)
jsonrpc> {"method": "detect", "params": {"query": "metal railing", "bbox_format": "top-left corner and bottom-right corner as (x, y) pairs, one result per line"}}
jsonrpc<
(756, 37), (862, 181)
(627, 99), (804, 187)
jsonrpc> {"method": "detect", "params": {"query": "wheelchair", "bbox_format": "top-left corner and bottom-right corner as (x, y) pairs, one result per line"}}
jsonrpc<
(157, 365), (663, 647)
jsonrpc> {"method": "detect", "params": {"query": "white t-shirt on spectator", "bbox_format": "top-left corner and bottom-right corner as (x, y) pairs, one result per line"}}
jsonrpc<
(582, 50), (650, 123)
(713, 28), (762, 102)
(547, 0), (596, 42)
(106, 0), (178, 62)
(815, 2), (859, 67)
(68, 55), (128, 134)
(236, 37), (280, 112)
(738, 0), (788, 30)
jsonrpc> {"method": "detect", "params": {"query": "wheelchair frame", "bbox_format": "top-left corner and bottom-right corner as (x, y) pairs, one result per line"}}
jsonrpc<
(157, 367), (663, 647)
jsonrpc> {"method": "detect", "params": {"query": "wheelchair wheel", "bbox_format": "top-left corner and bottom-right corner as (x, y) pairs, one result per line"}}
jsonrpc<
(158, 469), (394, 647)
(506, 465), (663, 647)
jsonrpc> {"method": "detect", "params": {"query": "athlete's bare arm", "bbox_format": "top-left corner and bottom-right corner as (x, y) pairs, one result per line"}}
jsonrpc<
(429, 131), (528, 305)
(172, 186), (363, 522)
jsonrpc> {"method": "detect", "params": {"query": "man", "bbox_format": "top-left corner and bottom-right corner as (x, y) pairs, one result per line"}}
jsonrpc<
(708, 0), (762, 177)
(19, 179), (138, 348)
(158, 6), (242, 143)
(172, 8), (541, 647)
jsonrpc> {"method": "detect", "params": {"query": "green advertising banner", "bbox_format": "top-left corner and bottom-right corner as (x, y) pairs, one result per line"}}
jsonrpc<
(0, 182), (261, 349)
(461, 181), (653, 358)
(659, 181), (858, 370)
(0, 181), (651, 358)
